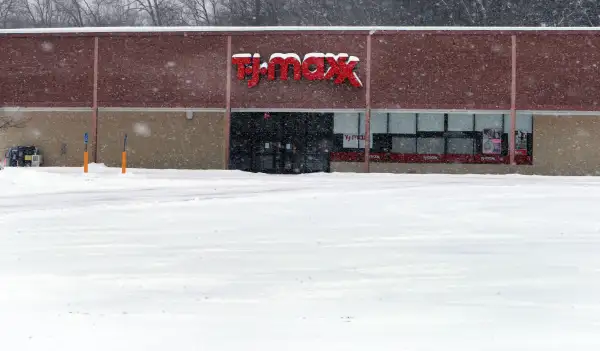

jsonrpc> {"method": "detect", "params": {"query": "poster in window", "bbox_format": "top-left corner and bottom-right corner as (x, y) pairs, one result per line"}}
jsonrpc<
(343, 133), (373, 149)
(515, 130), (528, 155)
(482, 128), (502, 155)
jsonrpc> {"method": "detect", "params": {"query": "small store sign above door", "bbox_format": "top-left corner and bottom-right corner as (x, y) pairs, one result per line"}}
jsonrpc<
(232, 53), (363, 88)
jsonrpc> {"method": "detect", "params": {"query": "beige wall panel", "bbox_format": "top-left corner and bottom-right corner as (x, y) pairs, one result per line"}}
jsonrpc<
(97, 111), (225, 169)
(0, 111), (90, 166)
(533, 115), (600, 176)
(369, 163), (520, 174)
(330, 162), (364, 173)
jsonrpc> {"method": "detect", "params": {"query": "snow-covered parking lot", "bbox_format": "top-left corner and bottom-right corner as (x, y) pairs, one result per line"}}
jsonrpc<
(1, 165), (600, 351)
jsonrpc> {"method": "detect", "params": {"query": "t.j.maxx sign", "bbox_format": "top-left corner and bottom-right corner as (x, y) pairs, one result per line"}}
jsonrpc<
(231, 52), (363, 88)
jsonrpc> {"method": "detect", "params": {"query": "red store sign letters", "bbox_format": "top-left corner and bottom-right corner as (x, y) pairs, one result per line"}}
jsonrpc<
(232, 53), (363, 88)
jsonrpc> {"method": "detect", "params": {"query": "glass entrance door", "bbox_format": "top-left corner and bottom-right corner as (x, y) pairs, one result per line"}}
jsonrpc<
(229, 112), (333, 174)
(304, 113), (333, 173)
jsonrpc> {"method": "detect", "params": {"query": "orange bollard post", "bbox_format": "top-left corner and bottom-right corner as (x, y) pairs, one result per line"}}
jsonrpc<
(121, 151), (127, 174)
(121, 133), (128, 174)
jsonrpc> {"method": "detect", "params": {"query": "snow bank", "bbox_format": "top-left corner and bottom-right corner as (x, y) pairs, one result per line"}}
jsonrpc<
(1, 168), (600, 350)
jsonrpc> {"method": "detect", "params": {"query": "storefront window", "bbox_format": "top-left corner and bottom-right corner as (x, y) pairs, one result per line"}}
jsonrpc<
(418, 113), (445, 131)
(389, 113), (416, 134)
(517, 113), (533, 132)
(369, 112), (388, 134)
(358, 112), (366, 135)
(448, 113), (474, 131)
(364, 111), (533, 165)
(392, 136), (416, 153)
(515, 113), (533, 157)
(448, 137), (474, 154)
(333, 112), (359, 134)
(417, 137), (444, 154)
(332, 112), (366, 161)
(476, 114), (504, 131)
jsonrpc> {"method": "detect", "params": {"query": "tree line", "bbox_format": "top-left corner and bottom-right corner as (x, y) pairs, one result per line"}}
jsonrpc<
(0, 0), (599, 28)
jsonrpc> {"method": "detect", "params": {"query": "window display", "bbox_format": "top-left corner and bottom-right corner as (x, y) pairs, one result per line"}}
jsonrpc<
(328, 111), (532, 164)
(330, 111), (532, 165)
(482, 128), (502, 155)
(514, 113), (533, 156)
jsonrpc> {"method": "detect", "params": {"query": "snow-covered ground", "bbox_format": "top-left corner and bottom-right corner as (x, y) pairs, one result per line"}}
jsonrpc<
(1, 164), (600, 351)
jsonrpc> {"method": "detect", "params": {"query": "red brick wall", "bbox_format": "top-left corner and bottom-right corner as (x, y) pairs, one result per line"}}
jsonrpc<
(0, 36), (94, 107)
(2, 30), (600, 111)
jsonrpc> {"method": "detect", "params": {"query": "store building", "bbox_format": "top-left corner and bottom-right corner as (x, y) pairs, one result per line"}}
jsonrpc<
(0, 27), (599, 175)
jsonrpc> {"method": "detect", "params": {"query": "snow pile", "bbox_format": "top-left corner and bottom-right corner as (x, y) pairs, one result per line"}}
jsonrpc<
(133, 122), (152, 137)
(1, 168), (600, 350)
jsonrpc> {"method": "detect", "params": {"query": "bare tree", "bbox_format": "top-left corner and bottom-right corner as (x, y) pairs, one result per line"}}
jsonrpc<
(53, 0), (85, 25)
(18, 0), (62, 27)
(179, 0), (221, 25)
(53, 0), (140, 26)
(131, 0), (183, 25)
(0, 0), (17, 27)
(220, 0), (284, 26)
(2, 0), (600, 32)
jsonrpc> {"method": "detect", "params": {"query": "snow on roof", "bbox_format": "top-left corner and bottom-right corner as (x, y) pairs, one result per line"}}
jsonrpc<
(2, 26), (600, 35)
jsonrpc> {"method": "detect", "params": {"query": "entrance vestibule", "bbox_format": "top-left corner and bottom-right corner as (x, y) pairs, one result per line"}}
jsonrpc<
(229, 112), (334, 174)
